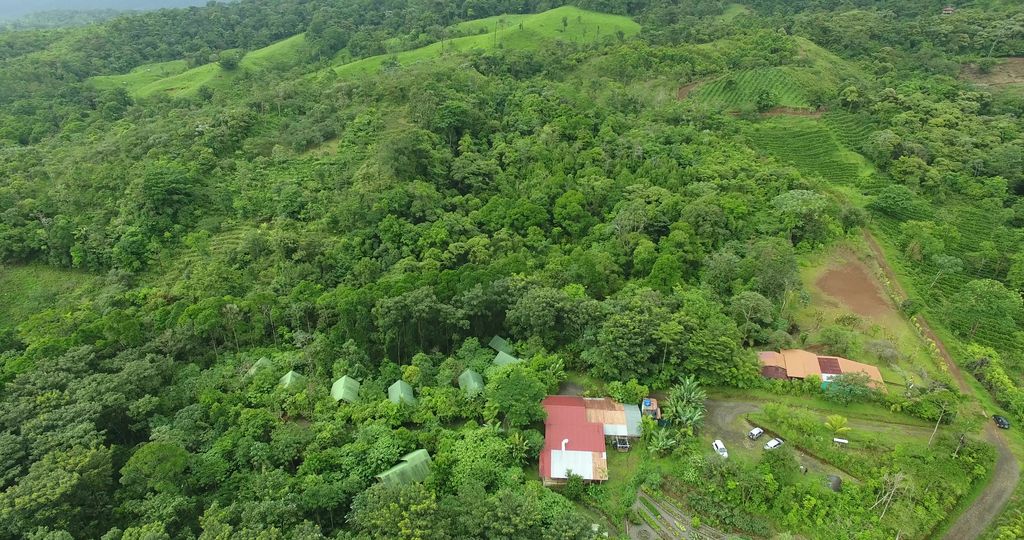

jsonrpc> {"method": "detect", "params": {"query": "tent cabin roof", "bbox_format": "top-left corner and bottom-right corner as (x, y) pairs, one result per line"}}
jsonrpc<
(376, 449), (433, 486)
(331, 376), (361, 402)
(246, 357), (272, 377)
(488, 335), (513, 354)
(493, 351), (522, 366)
(278, 370), (306, 389)
(457, 368), (484, 396)
(388, 380), (417, 406)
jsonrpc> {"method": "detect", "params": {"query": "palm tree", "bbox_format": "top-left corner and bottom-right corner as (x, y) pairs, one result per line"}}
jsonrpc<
(825, 415), (852, 438)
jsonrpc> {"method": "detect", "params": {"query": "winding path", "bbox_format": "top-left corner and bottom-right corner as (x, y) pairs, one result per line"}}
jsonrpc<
(862, 231), (1019, 540)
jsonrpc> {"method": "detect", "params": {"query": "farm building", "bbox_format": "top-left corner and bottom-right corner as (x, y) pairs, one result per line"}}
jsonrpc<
(388, 380), (417, 406)
(331, 376), (360, 403)
(488, 335), (513, 354)
(758, 349), (886, 390)
(278, 370), (306, 390)
(539, 396), (643, 485)
(376, 449), (433, 486)
(493, 351), (522, 367)
(246, 357), (271, 377)
(457, 368), (484, 396)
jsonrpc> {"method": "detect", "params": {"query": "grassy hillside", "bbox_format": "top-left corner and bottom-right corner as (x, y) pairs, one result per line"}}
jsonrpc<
(334, 6), (639, 77)
(89, 59), (190, 91)
(0, 265), (96, 331)
(89, 33), (308, 98)
(88, 7), (637, 98)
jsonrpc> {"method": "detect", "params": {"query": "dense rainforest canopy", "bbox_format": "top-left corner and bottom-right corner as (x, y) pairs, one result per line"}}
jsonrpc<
(0, 0), (1022, 539)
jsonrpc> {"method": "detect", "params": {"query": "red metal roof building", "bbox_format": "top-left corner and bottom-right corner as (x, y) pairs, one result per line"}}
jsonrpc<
(539, 396), (608, 485)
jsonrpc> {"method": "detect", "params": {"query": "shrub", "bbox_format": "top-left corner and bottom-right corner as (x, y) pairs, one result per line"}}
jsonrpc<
(563, 472), (585, 501)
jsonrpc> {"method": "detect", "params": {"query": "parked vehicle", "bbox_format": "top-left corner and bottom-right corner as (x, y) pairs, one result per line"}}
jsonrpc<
(994, 415), (1011, 429)
(712, 439), (728, 458)
(764, 438), (784, 450)
(748, 427), (764, 440)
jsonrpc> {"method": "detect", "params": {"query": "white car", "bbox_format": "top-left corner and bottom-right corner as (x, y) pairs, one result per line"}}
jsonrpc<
(748, 427), (764, 440)
(764, 438), (784, 450)
(712, 439), (728, 458)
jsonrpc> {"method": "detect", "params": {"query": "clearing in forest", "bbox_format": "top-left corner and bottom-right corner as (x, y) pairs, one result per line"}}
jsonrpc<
(686, 37), (862, 112)
(88, 33), (309, 97)
(0, 265), (97, 331)
(333, 6), (640, 78)
(961, 57), (1024, 92)
(796, 245), (946, 387)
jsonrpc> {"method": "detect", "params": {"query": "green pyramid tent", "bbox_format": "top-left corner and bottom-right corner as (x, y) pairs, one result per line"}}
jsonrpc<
(331, 376), (361, 403)
(457, 368), (484, 396)
(279, 370), (307, 390)
(388, 380), (417, 406)
(376, 449), (433, 486)
(246, 357), (271, 377)
(488, 335), (512, 354)
(492, 351), (521, 367)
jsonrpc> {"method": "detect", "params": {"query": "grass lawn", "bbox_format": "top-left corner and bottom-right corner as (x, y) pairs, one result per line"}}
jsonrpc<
(0, 264), (97, 331)
(709, 387), (933, 427)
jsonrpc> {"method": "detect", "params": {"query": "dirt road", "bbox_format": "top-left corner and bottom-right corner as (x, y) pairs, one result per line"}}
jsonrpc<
(862, 230), (1019, 540)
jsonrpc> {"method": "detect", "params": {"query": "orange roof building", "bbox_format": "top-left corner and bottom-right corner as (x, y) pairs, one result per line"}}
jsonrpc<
(758, 349), (886, 391)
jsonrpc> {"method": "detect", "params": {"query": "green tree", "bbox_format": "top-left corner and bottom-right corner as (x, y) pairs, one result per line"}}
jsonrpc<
(755, 88), (777, 112)
(483, 366), (546, 429)
(606, 379), (649, 405)
(120, 442), (190, 495)
(0, 446), (113, 537)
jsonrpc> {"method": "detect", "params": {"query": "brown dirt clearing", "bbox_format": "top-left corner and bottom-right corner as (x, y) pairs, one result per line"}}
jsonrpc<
(962, 57), (1024, 87)
(815, 254), (891, 318)
(676, 81), (701, 100)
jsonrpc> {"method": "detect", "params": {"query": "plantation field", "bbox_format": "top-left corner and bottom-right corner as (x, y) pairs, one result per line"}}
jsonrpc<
(690, 66), (816, 109)
(333, 6), (639, 77)
(89, 34), (308, 97)
(744, 115), (876, 186)
(0, 265), (97, 331)
(687, 37), (862, 112)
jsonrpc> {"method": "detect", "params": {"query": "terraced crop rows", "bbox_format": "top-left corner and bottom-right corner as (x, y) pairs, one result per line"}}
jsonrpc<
(690, 67), (811, 110)
(745, 116), (871, 186)
(869, 200), (1020, 353)
(822, 109), (876, 150)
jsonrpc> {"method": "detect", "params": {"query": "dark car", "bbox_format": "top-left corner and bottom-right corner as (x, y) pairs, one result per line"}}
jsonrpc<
(994, 415), (1011, 429)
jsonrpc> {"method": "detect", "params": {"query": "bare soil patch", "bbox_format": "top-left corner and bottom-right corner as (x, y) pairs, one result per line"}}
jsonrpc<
(676, 81), (701, 100)
(962, 57), (1024, 87)
(815, 255), (891, 318)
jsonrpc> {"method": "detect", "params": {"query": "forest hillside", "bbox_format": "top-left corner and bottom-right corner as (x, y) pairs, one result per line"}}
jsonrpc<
(0, 1), (1023, 539)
